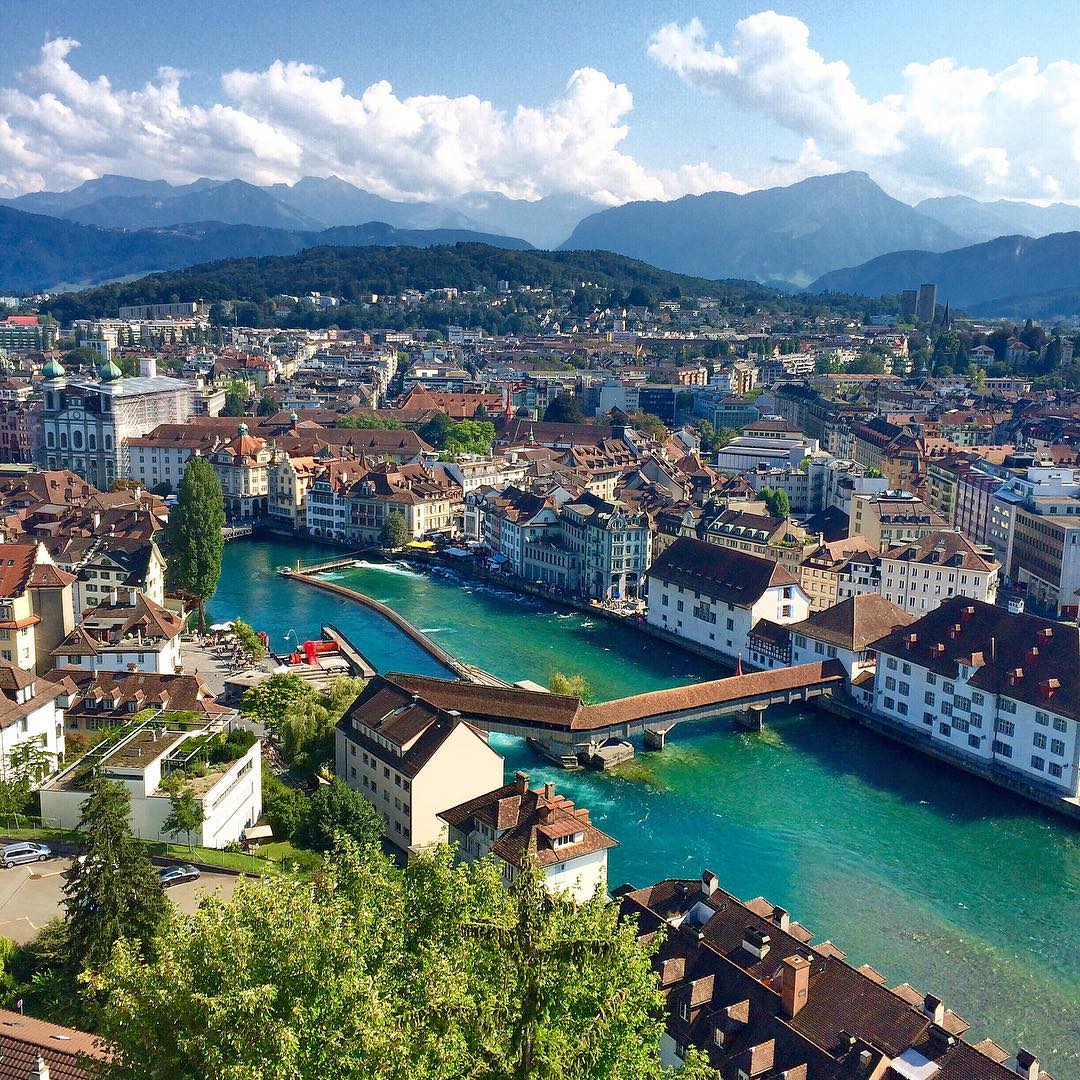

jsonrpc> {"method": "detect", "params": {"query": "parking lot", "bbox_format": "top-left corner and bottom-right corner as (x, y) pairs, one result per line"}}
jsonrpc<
(0, 856), (242, 944)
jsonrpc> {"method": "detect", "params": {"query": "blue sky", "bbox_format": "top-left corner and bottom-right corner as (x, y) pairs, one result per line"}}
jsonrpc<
(3, 0), (1080, 205)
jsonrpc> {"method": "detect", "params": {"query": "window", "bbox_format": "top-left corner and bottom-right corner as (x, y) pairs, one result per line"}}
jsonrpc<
(815, 641), (825, 655)
(897, 702), (908, 715)
(927, 673), (937, 686)
(1034, 732), (1047, 750)
(884, 697), (895, 711)
(924, 691), (935, 705)
(1030, 756), (1045, 771)
(992, 740), (1013, 758)
(885, 676), (896, 691)
(970, 714), (983, 729)
(939, 722), (951, 736)
(898, 682), (909, 696)
(968, 734), (981, 749)
(953, 717), (969, 733)
(1035, 711), (1049, 726)
(902, 662), (911, 675)
(887, 657), (898, 670)
(923, 712), (934, 726)
(726, 618), (734, 631)
(1000, 699), (1017, 714)
(1052, 717), (1068, 733)
(662, 594), (668, 606)
(943, 682), (954, 695)
(995, 718), (1015, 737)
(1049, 762), (1064, 779)
(1051, 739), (1066, 757)
(971, 692), (984, 706)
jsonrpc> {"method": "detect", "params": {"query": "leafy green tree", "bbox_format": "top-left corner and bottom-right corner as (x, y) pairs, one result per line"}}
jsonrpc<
(337, 412), (403, 430)
(548, 671), (593, 701)
(221, 380), (249, 417)
(380, 510), (409, 549)
(162, 785), (203, 851)
(261, 773), (310, 842)
(256, 395), (278, 416)
(232, 618), (266, 660)
(297, 778), (383, 853)
(628, 411), (668, 441)
(543, 393), (586, 424)
(6, 736), (53, 787)
(63, 777), (167, 976)
(89, 840), (676, 1080)
(442, 419), (495, 457)
(759, 486), (791, 519)
(417, 411), (455, 449)
(168, 457), (225, 628)
(239, 673), (313, 733)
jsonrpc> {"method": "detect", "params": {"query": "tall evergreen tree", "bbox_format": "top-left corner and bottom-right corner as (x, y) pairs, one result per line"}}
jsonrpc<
(169, 457), (225, 628)
(63, 777), (167, 974)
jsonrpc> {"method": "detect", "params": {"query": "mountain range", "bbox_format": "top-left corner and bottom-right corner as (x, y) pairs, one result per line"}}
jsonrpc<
(808, 232), (1080, 313)
(0, 208), (530, 294)
(6, 170), (1080, 303)
(0, 174), (600, 250)
(561, 173), (968, 287)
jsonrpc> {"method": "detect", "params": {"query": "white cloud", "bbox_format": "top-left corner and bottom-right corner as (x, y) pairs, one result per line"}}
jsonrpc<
(0, 39), (740, 204)
(649, 11), (1080, 203)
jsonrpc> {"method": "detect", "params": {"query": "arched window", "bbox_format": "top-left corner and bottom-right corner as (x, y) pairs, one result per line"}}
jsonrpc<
(88, 433), (97, 450)
(104, 433), (113, 450)
(46, 432), (55, 448)
(72, 430), (83, 449)
(59, 432), (68, 449)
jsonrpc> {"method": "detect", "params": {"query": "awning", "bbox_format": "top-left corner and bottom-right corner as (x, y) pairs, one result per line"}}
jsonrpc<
(406, 540), (435, 549)
(444, 547), (471, 557)
(243, 824), (274, 841)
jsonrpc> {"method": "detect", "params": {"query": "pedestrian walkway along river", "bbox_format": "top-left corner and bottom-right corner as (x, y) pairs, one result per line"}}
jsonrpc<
(211, 538), (1080, 1074)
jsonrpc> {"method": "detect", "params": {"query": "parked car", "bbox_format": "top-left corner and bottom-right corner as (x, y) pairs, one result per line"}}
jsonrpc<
(158, 863), (201, 888)
(1, 842), (52, 868)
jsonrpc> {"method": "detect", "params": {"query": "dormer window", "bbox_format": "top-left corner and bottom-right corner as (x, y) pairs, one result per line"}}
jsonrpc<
(679, 999), (689, 1021)
(552, 831), (584, 848)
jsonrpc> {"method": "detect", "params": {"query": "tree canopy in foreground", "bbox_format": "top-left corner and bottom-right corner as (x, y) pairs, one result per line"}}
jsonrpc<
(89, 840), (707, 1080)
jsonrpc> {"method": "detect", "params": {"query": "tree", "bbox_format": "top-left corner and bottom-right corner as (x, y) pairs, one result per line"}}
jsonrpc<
(417, 411), (455, 449)
(240, 673), (313, 733)
(168, 457), (225, 628)
(442, 419), (495, 457)
(221, 380), (249, 417)
(548, 671), (593, 701)
(628, 411), (668, 441)
(261, 773), (310, 842)
(6, 736), (54, 788)
(380, 510), (409, 549)
(759, 486), (791, 519)
(162, 785), (203, 851)
(233, 618), (266, 660)
(89, 840), (677, 1080)
(297, 778), (383, 853)
(256, 395), (278, 416)
(338, 412), (403, 430)
(63, 778), (166, 977)
(543, 393), (586, 424)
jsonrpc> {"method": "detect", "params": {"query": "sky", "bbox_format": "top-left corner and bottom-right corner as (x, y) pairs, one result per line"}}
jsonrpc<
(3, 0), (1080, 206)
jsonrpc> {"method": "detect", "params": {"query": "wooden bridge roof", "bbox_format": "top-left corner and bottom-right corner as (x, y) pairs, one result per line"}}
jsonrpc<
(388, 660), (846, 736)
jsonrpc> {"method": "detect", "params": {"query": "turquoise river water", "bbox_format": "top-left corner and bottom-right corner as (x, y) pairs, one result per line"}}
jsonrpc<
(210, 539), (1080, 1073)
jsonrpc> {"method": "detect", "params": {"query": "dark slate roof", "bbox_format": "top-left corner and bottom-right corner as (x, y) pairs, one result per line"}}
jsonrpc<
(649, 536), (799, 606)
(870, 596), (1080, 722)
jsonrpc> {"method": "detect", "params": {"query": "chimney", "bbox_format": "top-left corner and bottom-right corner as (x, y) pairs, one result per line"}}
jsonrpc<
(29, 1055), (50, 1080)
(771, 905), (790, 930)
(700, 870), (718, 897)
(543, 781), (555, 802)
(92, 511), (100, 530)
(139, 357), (158, 378)
(960, 605), (975, 623)
(514, 770), (529, 793)
(1026, 646), (1039, 665)
(780, 954), (811, 1017)
(741, 926), (771, 959)
(1015, 1049), (1040, 1080)
(923, 994), (946, 1024)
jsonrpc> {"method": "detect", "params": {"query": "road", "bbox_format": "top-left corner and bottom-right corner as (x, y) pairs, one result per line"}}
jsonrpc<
(0, 857), (242, 945)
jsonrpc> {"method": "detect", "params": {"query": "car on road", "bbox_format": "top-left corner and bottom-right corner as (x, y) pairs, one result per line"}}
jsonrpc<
(158, 863), (201, 888)
(1, 842), (52, 868)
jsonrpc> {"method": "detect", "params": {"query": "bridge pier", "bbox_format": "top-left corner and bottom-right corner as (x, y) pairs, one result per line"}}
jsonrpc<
(735, 704), (768, 731)
(644, 726), (672, 751)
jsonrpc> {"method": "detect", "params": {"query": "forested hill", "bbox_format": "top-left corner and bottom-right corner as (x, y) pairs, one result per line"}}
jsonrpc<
(43, 243), (783, 322)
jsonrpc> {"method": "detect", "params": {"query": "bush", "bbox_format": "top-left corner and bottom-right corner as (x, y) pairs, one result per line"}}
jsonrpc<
(209, 728), (258, 765)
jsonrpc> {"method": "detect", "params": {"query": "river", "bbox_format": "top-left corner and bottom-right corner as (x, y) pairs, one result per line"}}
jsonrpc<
(210, 538), (1080, 1074)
